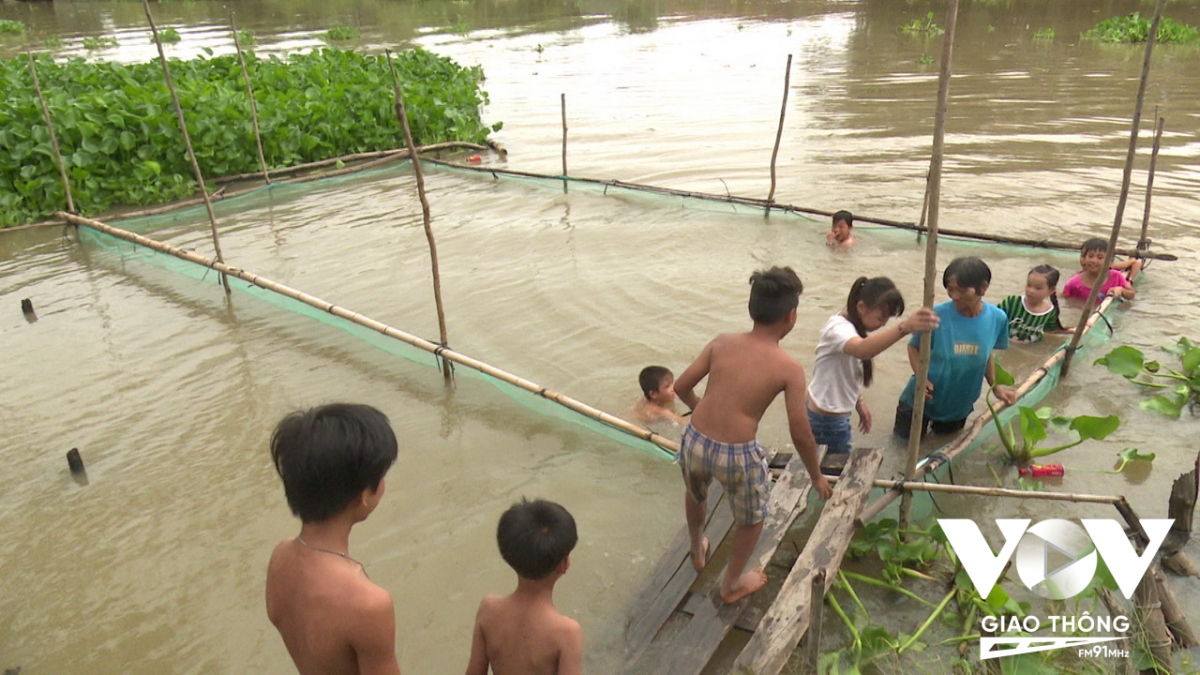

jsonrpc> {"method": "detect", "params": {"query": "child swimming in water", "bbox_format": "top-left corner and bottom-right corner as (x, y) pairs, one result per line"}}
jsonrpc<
(998, 265), (1072, 343)
(633, 365), (685, 425)
(808, 277), (939, 455)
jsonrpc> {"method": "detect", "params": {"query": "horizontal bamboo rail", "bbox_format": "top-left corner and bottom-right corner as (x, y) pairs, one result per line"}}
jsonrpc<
(857, 288), (1127, 524)
(422, 159), (1178, 261)
(827, 476), (1122, 504)
(209, 141), (488, 184)
(58, 212), (679, 457)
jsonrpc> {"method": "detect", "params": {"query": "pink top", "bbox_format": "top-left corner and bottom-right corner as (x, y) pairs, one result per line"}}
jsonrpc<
(1062, 269), (1129, 299)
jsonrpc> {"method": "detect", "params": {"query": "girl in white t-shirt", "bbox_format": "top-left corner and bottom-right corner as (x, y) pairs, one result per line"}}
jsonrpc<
(808, 277), (940, 455)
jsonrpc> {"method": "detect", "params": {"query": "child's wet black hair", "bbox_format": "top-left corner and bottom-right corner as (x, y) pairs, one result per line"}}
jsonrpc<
(942, 257), (992, 293)
(497, 498), (578, 581)
(748, 266), (803, 324)
(845, 277), (904, 387)
(638, 365), (673, 399)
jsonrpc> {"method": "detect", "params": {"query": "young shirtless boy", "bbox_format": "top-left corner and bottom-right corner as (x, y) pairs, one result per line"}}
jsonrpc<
(674, 267), (834, 604)
(265, 403), (401, 675)
(826, 210), (857, 248)
(466, 498), (583, 675)
(633, 365), (686, 425)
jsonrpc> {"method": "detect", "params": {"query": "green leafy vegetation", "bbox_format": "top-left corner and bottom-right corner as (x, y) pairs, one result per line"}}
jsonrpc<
(235, 28), (257, 46)
(42, 36), (64, 49)
(322, 26), (359, 41)
(451, 22), (470, 36)
(0, 19), (27, 35)
(1085, 12), (1200, 44)
(81, 36), (119, 50)
(153, 27), (183, 44)
(901, 12), (945, 35)
(0, 48), (500, 226)
(1033, 28), (1055, 40)
(1096, 338), (1200, 417)
(917, 52), (935, 65)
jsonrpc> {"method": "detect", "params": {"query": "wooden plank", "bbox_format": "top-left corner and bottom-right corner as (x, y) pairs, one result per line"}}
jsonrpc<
(678, 592), (765, 632)
(731, 446), (885, 675)
(622, 483), (735, 666)
(631, 455), (816, 675)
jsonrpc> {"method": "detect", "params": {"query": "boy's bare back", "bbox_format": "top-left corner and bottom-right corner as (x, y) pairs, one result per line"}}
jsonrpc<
(467, 593), (583, 675)
(266, 540), (400, 675)
(682, 331), (805, 444)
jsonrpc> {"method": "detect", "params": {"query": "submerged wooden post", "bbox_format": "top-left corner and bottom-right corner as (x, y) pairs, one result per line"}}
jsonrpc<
(803, 569), (826, 673)
(385, 49), (452, 382)
(901, 0), (959, 530)
(560, 92), (568, 193)
(231, 15), (270, 184)
(26, 52), (75, 214)
(1138, 112), (1164, 254)
(143, 0), (230, 293)
(1062, 0), (1165, 376)
(765, 53), (793, 210)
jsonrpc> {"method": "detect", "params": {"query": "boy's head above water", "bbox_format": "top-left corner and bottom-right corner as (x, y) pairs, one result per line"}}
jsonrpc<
(830, 210), (854, 243)
(498, 498), (578, 581)
(638, 365), (676, 403)
(270, 403), (398, 523)
(748, 266), (803, 328)
(942, 256), (992, 313)
(1080, 237), (1111, 273)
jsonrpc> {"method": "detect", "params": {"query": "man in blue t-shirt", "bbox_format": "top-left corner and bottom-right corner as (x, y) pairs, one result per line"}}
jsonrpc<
(894, 257), (1017, 440)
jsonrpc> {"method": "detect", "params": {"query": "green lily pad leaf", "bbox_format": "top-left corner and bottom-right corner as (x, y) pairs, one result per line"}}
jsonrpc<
(994, 360), (1015, 387)
(1144, 360), (1161, 373)
(1141, 395), (1183, 418)
(1070, 414), (1120, 440)
(1095, 346), (1144, 378)
(1111, 447), (1156, 473)
(1034, 406), (1053, 419)
(1019, 407), (1048, 444)
(1183, 348), (1200, 376)
(1048, 415), (1072, 427)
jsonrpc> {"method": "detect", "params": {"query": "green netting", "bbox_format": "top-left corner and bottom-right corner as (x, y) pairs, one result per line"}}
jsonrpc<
(76, 221), (674, 460)
(73, 159), (1129, 473)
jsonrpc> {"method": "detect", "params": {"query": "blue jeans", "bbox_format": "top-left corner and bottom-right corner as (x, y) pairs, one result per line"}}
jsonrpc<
(807, 407), (852, 455)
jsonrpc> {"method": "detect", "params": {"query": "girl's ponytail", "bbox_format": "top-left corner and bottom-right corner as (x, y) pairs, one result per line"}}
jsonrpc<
(845, 277), (905, 388)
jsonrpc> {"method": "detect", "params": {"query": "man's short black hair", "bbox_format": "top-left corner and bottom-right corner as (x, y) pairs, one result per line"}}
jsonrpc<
(942, 257), (992, 293)
(497, 498), (578, 581)
(748, 266), (803, 324)
(638, 365), (673, 399)
(832, 210), (854, 227)
(271, 403), (398, 523)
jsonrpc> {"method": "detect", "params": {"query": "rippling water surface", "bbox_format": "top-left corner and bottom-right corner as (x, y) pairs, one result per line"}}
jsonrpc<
(2, 1), (1199, 673)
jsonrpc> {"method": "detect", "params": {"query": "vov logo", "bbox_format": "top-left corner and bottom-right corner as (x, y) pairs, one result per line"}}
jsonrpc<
(938, 518), (1174, 659)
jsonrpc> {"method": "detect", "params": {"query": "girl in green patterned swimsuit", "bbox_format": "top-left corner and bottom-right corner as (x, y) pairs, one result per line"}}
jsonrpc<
(998, 265), (1073, 343)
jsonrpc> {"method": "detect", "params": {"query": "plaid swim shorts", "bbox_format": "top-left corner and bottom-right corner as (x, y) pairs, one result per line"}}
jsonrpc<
(677, 423), (770, 525)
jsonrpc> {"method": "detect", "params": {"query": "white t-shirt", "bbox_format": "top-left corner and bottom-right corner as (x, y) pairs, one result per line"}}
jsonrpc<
(807, 314), (863, 414)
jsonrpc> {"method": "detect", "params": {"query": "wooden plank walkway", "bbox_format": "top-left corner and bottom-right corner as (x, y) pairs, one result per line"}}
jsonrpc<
(731, 446), (885, 675)
(618, 446), (882, 675)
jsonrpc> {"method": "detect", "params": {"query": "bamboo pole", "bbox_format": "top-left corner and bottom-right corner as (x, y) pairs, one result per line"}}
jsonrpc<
(60, 212), (679, 456)
(385, 49), (452, 382)
(230, 15), (270, 185)
(1138, 112), (1165, 254)
(901, 0), (959, 530)
(26, 52), (75, 215)
(1062, 0), (1165, 377)
(560, 92), (568, 194)
(143, 0), (230, 294)
(830, 477), (1123, 504)
(210, 142), (487, 184)
(765, 53), (793, 209)
(420, 159), (1182, 260)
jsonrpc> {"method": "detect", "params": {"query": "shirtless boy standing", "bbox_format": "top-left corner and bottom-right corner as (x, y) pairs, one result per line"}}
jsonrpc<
(266, 403), (401, 675)
(466, 498), (583, 675)
(674, 267), (833, 604)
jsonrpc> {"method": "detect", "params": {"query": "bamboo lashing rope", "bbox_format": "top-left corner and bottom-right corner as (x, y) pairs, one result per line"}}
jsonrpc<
(59, 212), (679, 456)
(765, 53), (792, 209)
(230, 14), (270, 185)
(386, 49), (452, 382)
(1062, 0), (1165, 377)
(26, 52), (74, 215)
(901, 0), (959, 530)
(143, 0), (230, 294)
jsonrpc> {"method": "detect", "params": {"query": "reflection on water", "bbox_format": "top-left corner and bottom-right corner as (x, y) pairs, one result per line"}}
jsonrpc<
(3, 0), (1200, 673)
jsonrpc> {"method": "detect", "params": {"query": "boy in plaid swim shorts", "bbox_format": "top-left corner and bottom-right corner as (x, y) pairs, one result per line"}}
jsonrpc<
(675, 267), (833, 604)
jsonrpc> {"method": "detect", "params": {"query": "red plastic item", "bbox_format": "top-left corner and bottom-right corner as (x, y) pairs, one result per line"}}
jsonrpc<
(467, 155), (483, 164)
(1019, 463), (1065, 478)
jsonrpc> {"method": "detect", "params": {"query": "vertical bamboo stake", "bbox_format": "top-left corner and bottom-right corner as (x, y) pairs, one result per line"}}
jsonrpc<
(765, 53), (793, 210)
(143, 0), (230, 293)
(386, 49), (452, 382)
(1062, 0), (1165, 377)
(1138, 111), (1164, 253)
(900, 0), (959, 530)
(560, 93), (568, 194)
(231, 15), (270, 184)
(27, 52), (75, 215)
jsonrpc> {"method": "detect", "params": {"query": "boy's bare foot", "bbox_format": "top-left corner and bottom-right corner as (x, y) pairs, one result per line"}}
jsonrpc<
(720, 568), (768, 604)
(690, 537), (710, 572)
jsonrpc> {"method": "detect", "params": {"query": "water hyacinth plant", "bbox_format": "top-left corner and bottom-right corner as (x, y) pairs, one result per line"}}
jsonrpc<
(1085, 12), (1200, 44)
(322, 26), (359, 41)
(1096, 338), (1200, 418)
(0, 19), (27, 34)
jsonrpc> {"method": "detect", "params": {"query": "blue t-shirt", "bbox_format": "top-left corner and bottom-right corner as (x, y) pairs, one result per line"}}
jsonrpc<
(899, 301), (1010, 422)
